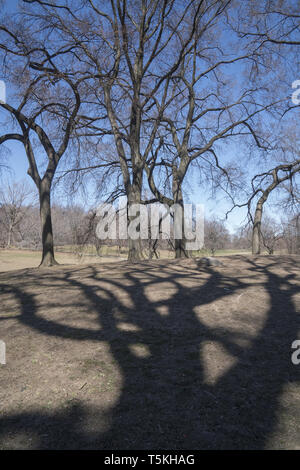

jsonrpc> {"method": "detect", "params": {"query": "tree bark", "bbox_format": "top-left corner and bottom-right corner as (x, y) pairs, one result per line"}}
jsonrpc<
(127, 183), (144, 262)
(7, 224), (12, 248)
(174, 238), (187, 258)
(252, 202), (263, 255)
(172, 169), (188, 259)
(296, 215), (300, 255)
(39, 180), (58, 267)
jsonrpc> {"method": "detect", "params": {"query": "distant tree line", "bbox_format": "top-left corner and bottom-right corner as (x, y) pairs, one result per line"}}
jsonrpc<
(1, 180), (298, 257)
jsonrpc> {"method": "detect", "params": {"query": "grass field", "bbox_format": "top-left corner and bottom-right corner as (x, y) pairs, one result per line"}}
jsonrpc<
(0, 254), (299, 449)
(0, 247), (252, 272)
(0, 249), (127, 272)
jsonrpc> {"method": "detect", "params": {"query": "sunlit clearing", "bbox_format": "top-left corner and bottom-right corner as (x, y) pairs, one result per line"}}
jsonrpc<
(156, 305), (170, 316)
(116, 322), (141, 332)
(128, 343), (151, 358)
(201, 340), (237, 386)
(144, 282), (178, 301)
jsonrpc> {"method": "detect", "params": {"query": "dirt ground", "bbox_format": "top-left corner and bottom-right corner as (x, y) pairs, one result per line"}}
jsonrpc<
(0, 255), (299, 449)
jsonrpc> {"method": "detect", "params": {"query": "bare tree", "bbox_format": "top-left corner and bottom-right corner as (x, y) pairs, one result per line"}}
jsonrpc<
(0, 179), (34, 247)
(281, 214), (300, 255)
(204, 217), (230, 256)
(142, 0), (287, 258)
(0, 20), (85, 265)
(0, 88), (81, 265)
(226, 117), (300, 255)
(251, 162), (299, 254)
(233, 1), (300, 47)
(16, 0), (232, 261)
(260, 215), (282, 255)
(17, 205), (41, 250)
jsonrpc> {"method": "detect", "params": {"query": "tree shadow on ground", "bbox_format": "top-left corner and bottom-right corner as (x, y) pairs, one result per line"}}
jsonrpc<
(0, 256), (299, 449)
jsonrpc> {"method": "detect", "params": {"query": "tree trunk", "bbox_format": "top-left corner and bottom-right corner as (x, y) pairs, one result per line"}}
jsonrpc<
(252, 203), (263, 255)
(172, 170), (188, 259)
(296, 215), (300, 255)
(127, 183), (143, 262)
(7, 224), (12, 248)
(128, 237), (143, 262)
(174, 238), (188, 258)
(39, 180), (58, 267)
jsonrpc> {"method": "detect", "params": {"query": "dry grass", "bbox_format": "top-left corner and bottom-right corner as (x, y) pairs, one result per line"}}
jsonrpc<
(0, 249), (126, 272)
(0, 248), (253, 272)
(0, 255), (299, 449)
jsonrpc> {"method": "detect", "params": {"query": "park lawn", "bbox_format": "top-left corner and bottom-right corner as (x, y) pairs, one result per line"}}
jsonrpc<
(0, 247), (256, 273)
(0, 249), (127, 272)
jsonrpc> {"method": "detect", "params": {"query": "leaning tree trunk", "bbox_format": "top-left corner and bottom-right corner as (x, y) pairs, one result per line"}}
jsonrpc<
(252, 202), (263, 255)
(39, 179), (58, 267)
(251, 170), (290, 255)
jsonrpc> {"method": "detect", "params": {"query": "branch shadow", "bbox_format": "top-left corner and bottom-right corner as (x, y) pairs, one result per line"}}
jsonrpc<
(0, 256), (299, 449)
